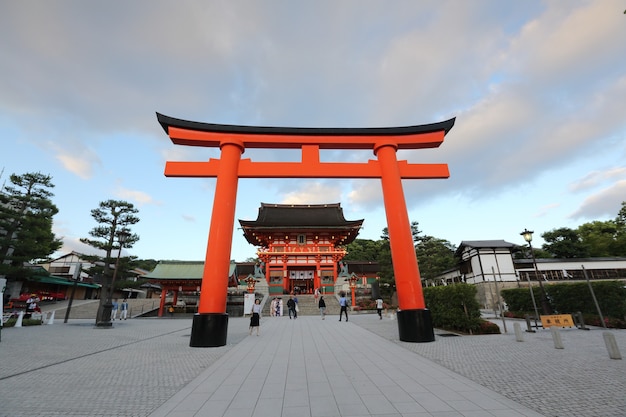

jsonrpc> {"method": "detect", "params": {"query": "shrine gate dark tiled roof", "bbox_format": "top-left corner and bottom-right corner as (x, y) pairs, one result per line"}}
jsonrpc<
(239, 203), (363, 229)
(156, 112), (456, 137)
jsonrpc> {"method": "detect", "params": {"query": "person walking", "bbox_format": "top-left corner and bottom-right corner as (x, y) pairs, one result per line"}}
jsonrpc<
(249, 299), (262, 336)
(376, 297), (384, 319)
(287, 295), (297, 319)
(120, 299), (129, 320)
(318, 296), (326, 319)
(270, 298), (276, 317)
(293, 294), (299, 316)
(339, 291), (348, 322)
(111, 299), (119, 321)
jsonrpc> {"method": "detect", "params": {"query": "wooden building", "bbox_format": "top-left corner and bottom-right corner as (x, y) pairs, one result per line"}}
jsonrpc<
(142, 260), (238, 317)
(239, 203), (363, 295)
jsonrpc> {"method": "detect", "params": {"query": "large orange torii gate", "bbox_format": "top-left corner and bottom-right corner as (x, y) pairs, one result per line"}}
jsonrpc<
(157, 112), (455, 347)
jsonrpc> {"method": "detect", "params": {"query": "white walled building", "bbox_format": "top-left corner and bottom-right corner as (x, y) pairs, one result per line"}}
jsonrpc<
(429, 240), (626, 310)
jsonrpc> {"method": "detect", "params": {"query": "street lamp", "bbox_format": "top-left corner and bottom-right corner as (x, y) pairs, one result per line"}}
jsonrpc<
(96, 230), (130, 328)
(520, 229), (551, 315)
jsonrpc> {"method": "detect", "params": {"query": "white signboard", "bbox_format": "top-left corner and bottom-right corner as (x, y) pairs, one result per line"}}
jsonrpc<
(243, 293), (255, 316)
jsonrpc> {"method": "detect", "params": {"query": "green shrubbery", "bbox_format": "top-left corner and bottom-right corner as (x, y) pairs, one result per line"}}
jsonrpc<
(2, 318), (43, 327)
(501, 281), (626, 328)
(424, 284), (498, 334)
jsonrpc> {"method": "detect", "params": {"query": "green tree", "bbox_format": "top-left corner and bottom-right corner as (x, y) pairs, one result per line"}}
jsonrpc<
(343, 238), (384, 261)
(344, 237), (394, 291)
(541, 227), (588, 258)
(381, 221), (421, 243)
(415, 236), (457, 281)
(130, 258), (158, 272)
(577, 220), (619, 257)
(0, 172), (62, 279)
(614, 202), (626, 254)
(80, 200), (139, 325)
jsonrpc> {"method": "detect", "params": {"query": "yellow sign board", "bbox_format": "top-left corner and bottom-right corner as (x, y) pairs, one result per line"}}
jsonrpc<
(540, 314), (575, 328)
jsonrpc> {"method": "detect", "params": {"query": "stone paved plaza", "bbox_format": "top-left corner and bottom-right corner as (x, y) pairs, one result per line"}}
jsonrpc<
(0, 311), (624, 416)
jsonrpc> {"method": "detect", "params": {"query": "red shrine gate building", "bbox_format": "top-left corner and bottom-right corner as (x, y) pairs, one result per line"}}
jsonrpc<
(239, 203), (362, 295)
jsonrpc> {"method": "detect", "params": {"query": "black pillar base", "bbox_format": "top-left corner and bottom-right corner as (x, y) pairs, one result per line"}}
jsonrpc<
(190, 313), (229, 347)
(397, 309), (435, 343)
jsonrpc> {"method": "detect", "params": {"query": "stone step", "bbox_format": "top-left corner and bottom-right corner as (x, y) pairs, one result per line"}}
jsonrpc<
(263, 294), (341, 316)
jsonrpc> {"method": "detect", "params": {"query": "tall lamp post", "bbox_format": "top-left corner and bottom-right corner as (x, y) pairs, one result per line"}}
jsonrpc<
(520, 229), (551, 315)
(96, 230), (130, 328)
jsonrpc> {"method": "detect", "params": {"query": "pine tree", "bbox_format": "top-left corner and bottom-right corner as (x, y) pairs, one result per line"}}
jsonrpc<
(80, 199), (139, 325)
(0, 172), (62, 279)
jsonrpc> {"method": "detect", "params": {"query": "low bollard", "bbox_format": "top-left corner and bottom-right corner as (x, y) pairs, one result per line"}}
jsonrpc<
(45, 311), (55, 325)
(514, 322), (524, 342)
(573, 311), (589, 330)
(551, 327), (564, 349)
(603, 332), (622, 360)
(15, 311), (25, 328)
(524, 314), (537, 332)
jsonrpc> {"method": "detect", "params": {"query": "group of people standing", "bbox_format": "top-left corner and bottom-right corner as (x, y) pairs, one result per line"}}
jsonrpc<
(111, 299), (129, 320)
(248, 292), (386, 335)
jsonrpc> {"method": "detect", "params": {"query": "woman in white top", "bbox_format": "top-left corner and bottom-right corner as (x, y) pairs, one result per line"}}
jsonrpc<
(249, 299), (262, 336)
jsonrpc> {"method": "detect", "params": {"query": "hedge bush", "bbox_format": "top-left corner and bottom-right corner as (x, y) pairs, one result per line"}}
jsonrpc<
(2, 318), (43, 327)
(424, 284), (494, 334)
(501, 281), (626, 327)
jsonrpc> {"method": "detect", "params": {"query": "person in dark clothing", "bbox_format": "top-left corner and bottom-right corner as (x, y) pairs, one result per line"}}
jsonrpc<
(318, 296), (326, 319)
(249, 299), (262, 336)
(287, 295), (297, 319)
(339, 291), (348, 322)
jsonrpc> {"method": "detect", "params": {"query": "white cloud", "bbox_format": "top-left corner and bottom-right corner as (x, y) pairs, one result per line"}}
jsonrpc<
(534, 203), (560, 218)
(281, 182), (343, 205)
(3, 1), (626, 262)
(570, 168), (626, 192)
(51, 142), (101, 180)
(182, 214), (196, 222)
(569, 180), (626, 220)
(114, 187), (160, 206)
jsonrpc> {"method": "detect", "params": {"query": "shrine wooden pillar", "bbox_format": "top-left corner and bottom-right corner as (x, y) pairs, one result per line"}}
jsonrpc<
(190, 140), (243, 347)
(158, 288), (167, 317)
(375, 143), (432, 341)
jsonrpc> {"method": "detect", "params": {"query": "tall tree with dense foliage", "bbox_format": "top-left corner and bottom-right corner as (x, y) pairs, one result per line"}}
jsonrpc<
(414, 235), (457, 281)
(541, 227), (589, 258)
(0, 172), (62, 279)
(614, 202), (626, 254)
(577, 220), (620, 257)
(80, 200), (139, 325)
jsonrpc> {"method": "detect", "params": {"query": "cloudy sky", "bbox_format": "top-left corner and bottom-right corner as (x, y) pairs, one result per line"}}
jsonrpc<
(2, 1), (625, 263)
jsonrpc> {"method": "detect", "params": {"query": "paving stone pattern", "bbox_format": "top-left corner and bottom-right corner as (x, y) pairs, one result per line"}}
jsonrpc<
(353, 314), (626, 417)
(0, 311), (624, 417)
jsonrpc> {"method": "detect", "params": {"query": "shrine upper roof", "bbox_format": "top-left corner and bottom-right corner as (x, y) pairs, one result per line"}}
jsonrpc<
(156, 112), (455, 150)
(239, 203), (363, 230)
(157, 113), (455, 137)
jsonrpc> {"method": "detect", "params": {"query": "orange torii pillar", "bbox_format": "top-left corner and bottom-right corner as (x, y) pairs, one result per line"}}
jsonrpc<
(157, 112), (455, 347)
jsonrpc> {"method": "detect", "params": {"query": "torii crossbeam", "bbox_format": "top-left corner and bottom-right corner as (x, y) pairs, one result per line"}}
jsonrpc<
(157, 112), (455, 347)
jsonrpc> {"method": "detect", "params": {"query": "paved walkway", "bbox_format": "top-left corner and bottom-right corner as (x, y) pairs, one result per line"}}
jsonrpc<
(0, 312), (624, 417)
